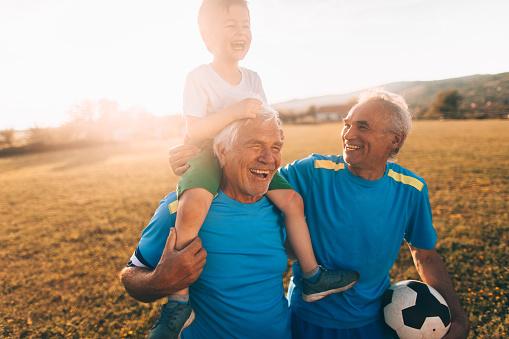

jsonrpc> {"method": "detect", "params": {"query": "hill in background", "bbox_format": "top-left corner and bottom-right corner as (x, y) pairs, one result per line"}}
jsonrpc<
(2, 72), (508, 155)
(273, 72), (509, 121)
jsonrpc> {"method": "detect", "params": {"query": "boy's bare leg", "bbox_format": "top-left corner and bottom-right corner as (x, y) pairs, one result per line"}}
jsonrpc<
(267, 189), (359, 302)
(148, 189), (212, 338)
(171, 188), (214, 296)
(266, 189), (318, 274)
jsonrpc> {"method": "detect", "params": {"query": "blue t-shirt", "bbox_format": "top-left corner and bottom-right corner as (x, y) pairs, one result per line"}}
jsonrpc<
(279, 154), (437, 329)
(130, 191), (291, 339)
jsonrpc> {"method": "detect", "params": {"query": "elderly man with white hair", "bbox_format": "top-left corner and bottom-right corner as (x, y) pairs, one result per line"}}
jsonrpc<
(120, 110), (292, 339)
(129, 90), (468, 339)
(281, 90), (468, 338)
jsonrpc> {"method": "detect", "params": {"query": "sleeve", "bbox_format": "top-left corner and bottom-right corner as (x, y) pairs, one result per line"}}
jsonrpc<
(183, 72), (208, 118)
(128, 195), (177, 269)
(252, 71), (267, 104)
(404, 183), (438, 250)
(278, 155), (316, 197)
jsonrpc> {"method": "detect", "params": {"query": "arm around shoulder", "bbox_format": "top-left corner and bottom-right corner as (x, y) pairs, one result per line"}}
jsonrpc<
(120, 229), (207, 303)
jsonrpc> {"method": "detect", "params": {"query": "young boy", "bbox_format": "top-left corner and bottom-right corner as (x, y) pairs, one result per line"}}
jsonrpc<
(149, 1), (359, 338)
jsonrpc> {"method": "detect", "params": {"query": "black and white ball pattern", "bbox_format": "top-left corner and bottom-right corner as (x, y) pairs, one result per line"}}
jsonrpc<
(382, 280), (451, 339)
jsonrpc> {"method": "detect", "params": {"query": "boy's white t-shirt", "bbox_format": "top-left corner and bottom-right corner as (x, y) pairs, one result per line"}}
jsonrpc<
(183, 64), (267, 118)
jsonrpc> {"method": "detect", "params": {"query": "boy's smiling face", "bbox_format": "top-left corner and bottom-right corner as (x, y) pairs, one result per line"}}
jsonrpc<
(204, 4), (252, 63)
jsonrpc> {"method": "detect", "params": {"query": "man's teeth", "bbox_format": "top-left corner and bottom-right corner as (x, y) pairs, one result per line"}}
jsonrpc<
(250, 169), (270, 178)
(345, 144), (361, 150)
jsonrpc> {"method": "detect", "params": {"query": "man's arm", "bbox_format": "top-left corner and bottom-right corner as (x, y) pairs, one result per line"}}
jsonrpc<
(408, 245), (469, 339)
(120, 228), (206, 303)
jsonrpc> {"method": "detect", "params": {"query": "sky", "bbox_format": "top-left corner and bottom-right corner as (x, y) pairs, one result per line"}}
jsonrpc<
(1, 0), (508, 129)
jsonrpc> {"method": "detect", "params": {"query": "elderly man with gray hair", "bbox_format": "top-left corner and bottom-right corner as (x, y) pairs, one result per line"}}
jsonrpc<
(120, 110), (292, 338)
(281, 90), (468, 338)
(125, 90), (468, 339)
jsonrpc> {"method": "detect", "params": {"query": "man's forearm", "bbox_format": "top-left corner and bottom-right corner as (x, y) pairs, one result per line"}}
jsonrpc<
(120, 230), (206, 303)
(119, 266), (172, 303)
(410, 247), (468, 330)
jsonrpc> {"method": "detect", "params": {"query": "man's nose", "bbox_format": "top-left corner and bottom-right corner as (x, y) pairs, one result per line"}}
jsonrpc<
(258, 148), (274, 164)
(342, 126), (355, 140)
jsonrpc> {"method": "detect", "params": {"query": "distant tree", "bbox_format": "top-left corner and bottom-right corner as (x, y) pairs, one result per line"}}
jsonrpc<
(428, 90), (464, 119)
(68, 99), (96, 123)
(28, 127), (53, 145)
(305, 105), (318, 122)
(65, 99), (98, 141)
(0, 129), (15, 147)
(422, 105), (441, 120)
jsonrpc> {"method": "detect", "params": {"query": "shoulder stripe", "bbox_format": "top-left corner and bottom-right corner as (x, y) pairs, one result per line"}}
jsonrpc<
(314, 159), (345, 171)
(168, 200), (178, 214)
(387, 169), (424, 191)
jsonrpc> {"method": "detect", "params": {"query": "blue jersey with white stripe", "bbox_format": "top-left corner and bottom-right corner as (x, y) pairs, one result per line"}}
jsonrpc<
(130, 191), (290, 339)
(280, 154), (437, 329)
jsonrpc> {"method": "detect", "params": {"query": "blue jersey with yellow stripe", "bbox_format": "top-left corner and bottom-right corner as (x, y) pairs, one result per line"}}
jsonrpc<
(130, 191), (291, 339)
(280, 154), (437, 330)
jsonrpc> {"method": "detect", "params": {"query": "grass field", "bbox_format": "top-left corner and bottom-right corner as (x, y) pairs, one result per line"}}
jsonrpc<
(1, 120), (508, 338)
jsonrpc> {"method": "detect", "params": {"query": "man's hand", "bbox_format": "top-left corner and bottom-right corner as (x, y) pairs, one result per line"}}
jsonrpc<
(443, 320), (469, 339)
(169, 144), (201, 176)
(152, 228), (207, 293)
(120, 228), (207, 302)
(409, 246), (469, 339)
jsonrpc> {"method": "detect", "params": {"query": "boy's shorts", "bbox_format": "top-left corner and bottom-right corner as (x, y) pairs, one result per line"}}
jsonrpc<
(176, 147), (293, 198)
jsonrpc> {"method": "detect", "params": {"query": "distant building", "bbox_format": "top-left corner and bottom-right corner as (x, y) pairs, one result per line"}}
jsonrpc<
(316, 112), (341, 122)
(279, 102), (353, 124)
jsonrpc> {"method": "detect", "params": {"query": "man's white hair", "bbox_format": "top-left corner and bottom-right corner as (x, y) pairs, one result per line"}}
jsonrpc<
(354, 89), (412, 157)
(213, 106), (282, 158)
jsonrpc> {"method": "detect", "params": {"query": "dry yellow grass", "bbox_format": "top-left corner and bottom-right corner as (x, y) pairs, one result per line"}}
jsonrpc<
(1, 120), (508, 338)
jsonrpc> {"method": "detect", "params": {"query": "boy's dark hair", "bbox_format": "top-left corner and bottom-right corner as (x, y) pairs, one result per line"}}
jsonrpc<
(198, 0), (249, 35)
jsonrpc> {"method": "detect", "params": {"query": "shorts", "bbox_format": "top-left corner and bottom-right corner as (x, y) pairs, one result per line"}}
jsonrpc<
(176, 147), (293, 198)
(291, 309), (395, 339)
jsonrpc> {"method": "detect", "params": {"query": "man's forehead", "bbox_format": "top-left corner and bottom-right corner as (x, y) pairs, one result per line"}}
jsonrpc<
(347, 101), (387, 121)
(238, 119), (282, 141)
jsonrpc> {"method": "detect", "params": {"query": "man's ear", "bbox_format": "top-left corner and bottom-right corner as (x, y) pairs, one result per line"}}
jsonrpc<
(391, 133), (405, 154)
(214, 144), (227, 168)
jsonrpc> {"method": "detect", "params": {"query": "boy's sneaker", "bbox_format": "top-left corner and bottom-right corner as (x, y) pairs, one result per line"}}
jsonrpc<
(302, 266), (359, 302)
(148, 300), (195, 339)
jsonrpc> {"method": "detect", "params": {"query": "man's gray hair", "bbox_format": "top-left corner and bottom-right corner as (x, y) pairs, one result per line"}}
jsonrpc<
(213, 106), (282, 158)
(355, 89), (412, 157)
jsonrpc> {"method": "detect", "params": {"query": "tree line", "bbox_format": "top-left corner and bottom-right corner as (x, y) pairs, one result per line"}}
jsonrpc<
(277, 89), (509, 124)
(0, 99), (183, 155)
(2, 90), (507, 154)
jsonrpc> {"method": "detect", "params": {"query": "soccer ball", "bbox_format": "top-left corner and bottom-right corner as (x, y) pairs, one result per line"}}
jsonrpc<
(382, 280), (451, 339)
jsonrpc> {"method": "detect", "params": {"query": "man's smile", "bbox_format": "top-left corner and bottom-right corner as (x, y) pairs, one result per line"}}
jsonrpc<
(345, 143), (362, 151)
(249, 168), (272, 179)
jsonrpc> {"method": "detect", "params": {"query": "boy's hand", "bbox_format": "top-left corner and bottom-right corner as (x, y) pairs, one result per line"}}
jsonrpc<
(169, 144), (201, 176)
(229, 98), (262, 120)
